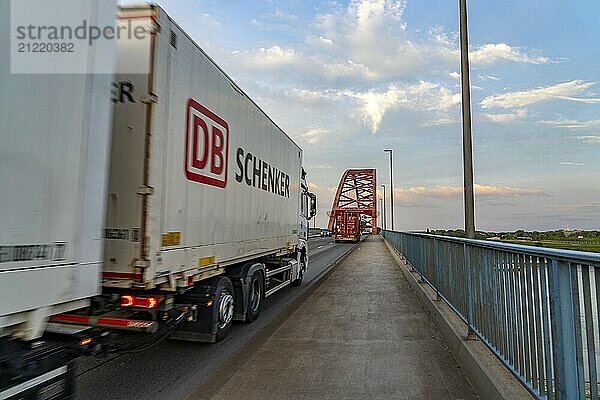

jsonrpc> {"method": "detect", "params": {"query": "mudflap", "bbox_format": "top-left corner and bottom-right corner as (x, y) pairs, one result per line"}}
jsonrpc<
(170, 277), (224, 343)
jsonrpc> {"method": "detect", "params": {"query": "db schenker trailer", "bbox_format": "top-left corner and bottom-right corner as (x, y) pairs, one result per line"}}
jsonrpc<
(0, 3), (316, 398)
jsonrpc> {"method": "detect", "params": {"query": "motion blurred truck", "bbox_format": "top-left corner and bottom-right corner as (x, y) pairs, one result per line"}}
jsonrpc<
(0, 3), (316, 398)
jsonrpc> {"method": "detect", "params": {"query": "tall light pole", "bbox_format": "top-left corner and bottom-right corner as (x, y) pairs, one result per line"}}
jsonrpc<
(459, 0), (475, 239)
(380, 184), (386, 230)
(383, 149), (394, 230)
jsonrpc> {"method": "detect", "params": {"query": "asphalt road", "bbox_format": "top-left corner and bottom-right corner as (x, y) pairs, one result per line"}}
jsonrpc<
(74, 237), (356, 400)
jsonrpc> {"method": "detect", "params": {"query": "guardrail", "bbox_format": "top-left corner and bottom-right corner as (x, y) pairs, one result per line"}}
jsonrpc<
(381, 230), (600, 400)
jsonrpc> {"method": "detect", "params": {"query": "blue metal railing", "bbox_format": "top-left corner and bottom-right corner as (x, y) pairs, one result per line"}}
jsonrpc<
(382, 230), (600, 400)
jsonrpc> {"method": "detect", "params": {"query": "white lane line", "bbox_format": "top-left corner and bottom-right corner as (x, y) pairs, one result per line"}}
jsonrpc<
(329, 242), (334, 245)
(317, 245), (324, 249)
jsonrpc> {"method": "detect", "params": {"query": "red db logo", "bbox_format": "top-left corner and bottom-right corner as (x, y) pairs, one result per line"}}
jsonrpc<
(185, 98), (229, 188)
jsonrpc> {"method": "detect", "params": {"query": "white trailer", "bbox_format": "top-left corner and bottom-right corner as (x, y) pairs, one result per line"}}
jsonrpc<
(0, 0), (116, 342)
(0, 1), (117, 397)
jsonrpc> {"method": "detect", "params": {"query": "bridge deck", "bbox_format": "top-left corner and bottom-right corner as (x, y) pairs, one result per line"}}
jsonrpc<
(192, 236), (478, 399)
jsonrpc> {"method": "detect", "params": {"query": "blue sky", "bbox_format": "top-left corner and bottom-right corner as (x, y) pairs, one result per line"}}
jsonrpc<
(122, 0), (600, 231)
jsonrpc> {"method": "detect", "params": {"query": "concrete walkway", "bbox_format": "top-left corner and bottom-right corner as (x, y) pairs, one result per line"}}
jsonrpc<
(191, 236), (478, 400)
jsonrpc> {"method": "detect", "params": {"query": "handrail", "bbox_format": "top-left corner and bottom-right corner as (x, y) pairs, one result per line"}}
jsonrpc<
(403, 231), (600, 265)
(382, 230), (600, 400)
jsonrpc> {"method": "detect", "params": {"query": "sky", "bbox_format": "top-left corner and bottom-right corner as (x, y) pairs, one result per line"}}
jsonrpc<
(121, 0), (600, 231)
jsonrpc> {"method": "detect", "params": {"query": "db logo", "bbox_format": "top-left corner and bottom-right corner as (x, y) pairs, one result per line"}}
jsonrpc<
(185, 98), (229, 188)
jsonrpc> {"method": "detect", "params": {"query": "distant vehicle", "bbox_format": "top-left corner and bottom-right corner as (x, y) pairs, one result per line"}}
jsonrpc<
(334, 210), (361, 242)
(309, 228), (322, 237)
(320, 229), (332, 237)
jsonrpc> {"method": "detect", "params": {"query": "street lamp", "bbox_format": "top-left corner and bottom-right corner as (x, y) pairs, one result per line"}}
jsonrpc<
(459, 0), (475, 238)
(383, 149), (394, 231)
(380, 184), (386, 230)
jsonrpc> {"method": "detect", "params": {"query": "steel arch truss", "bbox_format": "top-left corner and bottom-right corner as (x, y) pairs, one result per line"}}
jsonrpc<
(327, 168), (377, 235)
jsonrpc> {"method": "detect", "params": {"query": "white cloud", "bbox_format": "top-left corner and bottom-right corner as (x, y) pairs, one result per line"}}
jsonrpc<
(286, 81), (461, 133)
(422, 117), (459, 127)
(234, 1), (549, 83)
(577, 135), (600, 144)
(470, 44), (549, 66)
(344, 81), (460, 133)
(394, 184), (547, 204)
(559, 162), (585, 166)
(234, 45), (300, 69)
(483, 109), (528, 123)
(302, 128), (329, 144)
(481, 80), (600, 109)
(538, 118), (600, 130)
(478, 74), (501, 81)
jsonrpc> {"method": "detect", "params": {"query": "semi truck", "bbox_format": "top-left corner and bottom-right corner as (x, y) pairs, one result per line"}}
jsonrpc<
(0, 3), (316, 398)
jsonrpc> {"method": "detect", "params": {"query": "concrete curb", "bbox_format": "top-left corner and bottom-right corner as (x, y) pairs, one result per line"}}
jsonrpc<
(382, 238), (535, 400)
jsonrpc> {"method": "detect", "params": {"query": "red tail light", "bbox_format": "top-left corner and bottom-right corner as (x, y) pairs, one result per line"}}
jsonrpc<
(120, 295), (163, 309)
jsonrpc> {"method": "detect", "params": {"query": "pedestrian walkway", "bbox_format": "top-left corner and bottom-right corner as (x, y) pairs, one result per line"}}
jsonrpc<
(192, 236), (478, 400)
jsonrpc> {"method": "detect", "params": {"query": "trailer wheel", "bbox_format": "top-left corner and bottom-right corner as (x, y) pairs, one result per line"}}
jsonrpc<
(245, 271), (263, 322)
(214, 277), (235, 341)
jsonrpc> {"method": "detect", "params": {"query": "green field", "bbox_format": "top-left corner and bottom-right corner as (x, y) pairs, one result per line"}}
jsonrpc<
(430, 229), (600, 253)
(501, 239), (600, 253)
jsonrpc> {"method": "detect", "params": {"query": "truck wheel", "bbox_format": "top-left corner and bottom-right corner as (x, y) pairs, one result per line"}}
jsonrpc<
(245, 271), (263, 322)
(214, 277), (235, 341)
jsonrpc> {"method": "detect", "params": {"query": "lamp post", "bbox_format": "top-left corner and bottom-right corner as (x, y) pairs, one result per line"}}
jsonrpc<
(459, 0), (475, 239)
(383, 149), (394, 231)
(380, 184), (386, 230)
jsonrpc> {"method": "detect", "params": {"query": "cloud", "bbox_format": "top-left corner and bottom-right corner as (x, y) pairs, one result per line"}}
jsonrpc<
(478, 74), (501, 81)
(393, 184), (547, 204)
(559, 162), (585, 166)
(233, 1), (549, 83)
(345, 81), (461, 133)
(538, 118), (600, 130)
(422, 117), (459, 127)
(483, 109), (528, 122)
(233, 45), (300, 69)
(577, 135), (600, 144)
(481, 80), (600, 109)
(302, 128), (329, 144)
(286, 81), (461, 133)
(307, 164), (332, 170)
(470, 44), (549, 66)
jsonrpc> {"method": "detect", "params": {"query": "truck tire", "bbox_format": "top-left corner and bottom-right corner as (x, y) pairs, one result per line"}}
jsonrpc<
(214, 277), (235, 342)
(245, 271), (263, 322)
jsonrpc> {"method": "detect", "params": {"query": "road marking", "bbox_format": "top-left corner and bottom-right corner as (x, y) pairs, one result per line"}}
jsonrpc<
(329, 242), (334, 245)
(317, 245), (324, 249)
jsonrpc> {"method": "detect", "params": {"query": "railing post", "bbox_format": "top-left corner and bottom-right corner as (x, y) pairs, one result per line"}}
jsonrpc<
(464, 243), (476, 339)
(434, 238), (441, 300)
(419, 239), (426, 282)
(548, 259), (580, 399)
